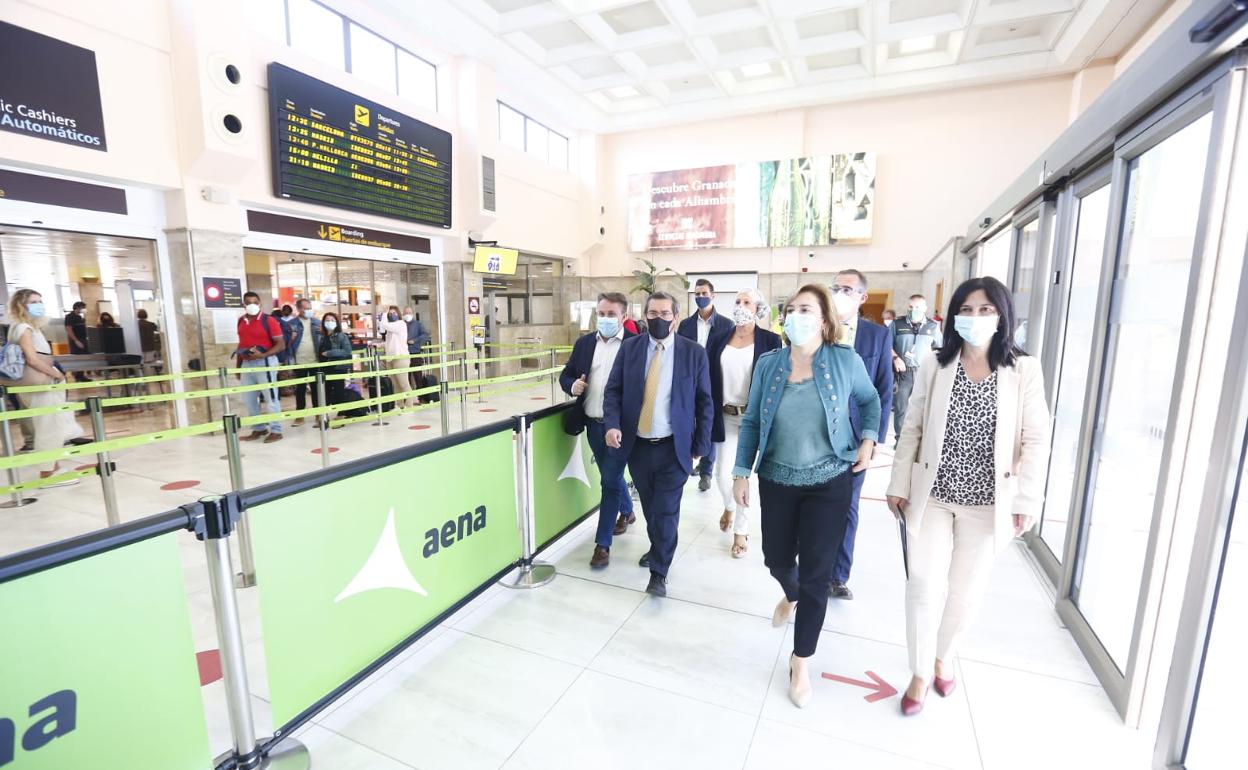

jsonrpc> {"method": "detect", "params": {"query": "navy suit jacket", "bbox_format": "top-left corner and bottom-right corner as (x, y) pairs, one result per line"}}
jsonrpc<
(603, 333), (713, 475)
(851, 318), (894, 441)
(706, 326), (783, 443)
(677, 310), (733, 347)
(558, 328), (637, 434)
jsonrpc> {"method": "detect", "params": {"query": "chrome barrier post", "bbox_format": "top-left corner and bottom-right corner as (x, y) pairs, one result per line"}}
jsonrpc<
(459, 359), (469, 431)
(439, 380), (450, 436)
(315, 371), (330, 468)
(370, 348), (388, 427)
(197, 495), (309, 770)
(0, 387), (35, 508)
(223, 413), (257, 588)
(549, 348), (558, 402)
(502, 414), (555, 589)
(86, 397), (121, 527)
(217, 366), (232, 420)
(475, 347), (484, 403)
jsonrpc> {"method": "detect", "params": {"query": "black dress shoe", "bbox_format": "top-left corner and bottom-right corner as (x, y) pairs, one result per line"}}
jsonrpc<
(613, 512), (636, 536)
(638, 552), (651, 568)
(830, 581), (854, 600)
(645, 573), (667, 597)
(590, 545), (610, 568)
(698, 474), (712, 492)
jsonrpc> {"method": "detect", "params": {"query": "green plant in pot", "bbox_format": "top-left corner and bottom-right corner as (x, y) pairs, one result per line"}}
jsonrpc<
(631, 258), (690, 295)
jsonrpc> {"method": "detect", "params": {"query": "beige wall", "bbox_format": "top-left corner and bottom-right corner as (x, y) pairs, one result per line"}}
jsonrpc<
(594, 76), (1076, 279)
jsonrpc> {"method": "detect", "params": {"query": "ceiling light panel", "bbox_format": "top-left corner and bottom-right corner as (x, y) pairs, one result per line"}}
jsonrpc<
(977, 17), (1048, 45)
(565, 55), (626, 79)
(600, 1), (670, 35)
(634, 42), (696, 67)
(523, 20), (592, 49)
(805, 48), (862, 70)
(889, 0), (962, 24)
(481, 0), (548, 13)
(711, 27), (773, 54)
(796, 8), (859, 39)
(688, 0), (758, 15)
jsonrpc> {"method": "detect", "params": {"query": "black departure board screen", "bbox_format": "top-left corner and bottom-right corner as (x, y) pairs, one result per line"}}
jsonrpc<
(267, 62), (452, 228)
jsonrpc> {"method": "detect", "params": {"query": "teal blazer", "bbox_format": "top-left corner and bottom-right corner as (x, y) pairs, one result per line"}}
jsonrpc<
(733, 344), (881, 477)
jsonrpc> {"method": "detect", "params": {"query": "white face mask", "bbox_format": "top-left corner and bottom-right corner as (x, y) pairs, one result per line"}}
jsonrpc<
(323, 320), (338, 332)
(245, 303), (260, 316)
(831, 292), (857, 320)
(955, 314), (999, 347)
(731, 305), (756, 326)
(908, 306), (926, 323)
(403, 314), (413, 323)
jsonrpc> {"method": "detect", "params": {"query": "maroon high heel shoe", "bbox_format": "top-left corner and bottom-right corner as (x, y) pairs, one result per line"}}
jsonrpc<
(933, 673), (957, 698)
(900, 687), (927, 716)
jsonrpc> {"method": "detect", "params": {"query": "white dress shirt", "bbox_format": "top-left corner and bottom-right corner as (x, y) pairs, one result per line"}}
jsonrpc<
(697, 311), (715, 347)
(638, 334), (675, 439)
(584, 329), (625, 419)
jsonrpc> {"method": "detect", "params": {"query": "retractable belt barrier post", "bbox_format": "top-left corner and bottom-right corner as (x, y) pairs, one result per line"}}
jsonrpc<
(218, 366), (232, 422)
(223, 413), (258, 588)
(315, 371), (330, 468)
(0, 387), (35, 509)
(370, 348), (388, 427)
(459, 359), (469, 430)
(501, 414), (555, 589)
(439, 380), (450, 436)
(86, 396), (121, 527)
(548, 348), (558, 402)
(198, 494), (309, 770)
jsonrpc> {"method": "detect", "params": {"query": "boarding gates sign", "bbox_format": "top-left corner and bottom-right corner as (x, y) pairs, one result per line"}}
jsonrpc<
(250, 427), (523, 724)
(0, 21), (107, 151)
(0, 535), (211, 769)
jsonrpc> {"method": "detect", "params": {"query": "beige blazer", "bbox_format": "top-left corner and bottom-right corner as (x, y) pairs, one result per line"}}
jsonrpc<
(886, 350), (1051, 550)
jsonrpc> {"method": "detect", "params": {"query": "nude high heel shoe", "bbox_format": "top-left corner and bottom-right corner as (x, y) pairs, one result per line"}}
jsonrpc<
(788, 654), (812, 708)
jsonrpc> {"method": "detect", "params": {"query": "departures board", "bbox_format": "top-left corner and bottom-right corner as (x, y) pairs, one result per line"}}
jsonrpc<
(267, 62), (452, 228)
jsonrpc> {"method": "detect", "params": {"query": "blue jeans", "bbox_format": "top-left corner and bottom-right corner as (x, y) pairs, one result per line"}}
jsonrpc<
(585, 419), (632, 549)
(240, 356), (282, 433)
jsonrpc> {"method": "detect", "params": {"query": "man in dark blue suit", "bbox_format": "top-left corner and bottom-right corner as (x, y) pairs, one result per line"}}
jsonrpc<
(677, 279), (733, 492)
(559, 292), (638, 568)
(829, 270), (894, 600)
(605, 291), (714, 597)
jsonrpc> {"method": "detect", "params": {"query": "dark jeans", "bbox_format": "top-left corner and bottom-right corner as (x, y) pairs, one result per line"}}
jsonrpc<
(293, 379), (319, 411)
(894, 368), (916, 441)
(325, 378), (345, 408)
(697, 442), (716, 477)
(833, 469), (867, 583)
(585, 419), (633, 549)
(628, 439), (686, 578)
(760, 471), (854, 658)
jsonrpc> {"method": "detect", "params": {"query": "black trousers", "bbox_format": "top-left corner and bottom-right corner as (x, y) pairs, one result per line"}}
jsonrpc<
(293, 379), (319, 411)
(325, 379), (345, 408)
(894, 368), (916, 442)
(759, 471), (854, 657)
(627, 439), (687, 578)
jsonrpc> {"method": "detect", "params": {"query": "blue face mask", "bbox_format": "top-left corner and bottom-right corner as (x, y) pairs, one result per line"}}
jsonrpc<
(597, 316), (620, 338)
(303, 309), (313, 319)
(323, 320), (338, 332)
(695, 296), (712, 310)
(783, 313), (821, 346)
(27, 302), (46, 318)
(954, 314), (999, 348)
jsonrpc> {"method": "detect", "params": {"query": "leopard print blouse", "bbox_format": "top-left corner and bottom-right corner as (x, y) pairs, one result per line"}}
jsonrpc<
(931, 363), (997, 507)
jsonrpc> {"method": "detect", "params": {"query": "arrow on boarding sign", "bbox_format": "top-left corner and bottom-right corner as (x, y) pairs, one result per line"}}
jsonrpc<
(317, 225), (327, 238)
(820, 671), (897, 703)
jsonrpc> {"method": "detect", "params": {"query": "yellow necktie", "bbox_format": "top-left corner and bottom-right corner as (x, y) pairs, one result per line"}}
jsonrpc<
(637, 341), (664, 435)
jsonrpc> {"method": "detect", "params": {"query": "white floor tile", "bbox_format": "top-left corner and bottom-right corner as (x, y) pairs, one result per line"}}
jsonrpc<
(745, 719), (956, 770)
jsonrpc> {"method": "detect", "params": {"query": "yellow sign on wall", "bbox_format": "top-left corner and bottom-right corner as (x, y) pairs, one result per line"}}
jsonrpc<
(473, 246), (519, 275)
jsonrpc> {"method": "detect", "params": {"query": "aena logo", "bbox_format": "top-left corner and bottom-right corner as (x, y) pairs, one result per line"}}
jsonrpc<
(1, 690), (76, 766)
(334, 505), (488, 604)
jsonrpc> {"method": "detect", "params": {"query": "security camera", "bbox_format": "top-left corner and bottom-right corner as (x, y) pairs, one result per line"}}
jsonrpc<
(807, 251), (815, 259)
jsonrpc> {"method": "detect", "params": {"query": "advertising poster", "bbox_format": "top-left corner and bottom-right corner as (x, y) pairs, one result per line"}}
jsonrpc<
(627, 152), (876, 251)
(250, 428), (522, 725)
(530, 410), (603, 550)
(0, 534), (212, 769)
(0, 21), (107, 151)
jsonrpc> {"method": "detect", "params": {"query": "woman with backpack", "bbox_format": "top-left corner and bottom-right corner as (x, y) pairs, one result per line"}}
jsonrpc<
(7, 289), (85, 485)
(317, 312), (353, 424)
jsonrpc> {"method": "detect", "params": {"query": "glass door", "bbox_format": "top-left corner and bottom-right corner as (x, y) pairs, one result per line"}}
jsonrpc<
(1069, 110), (1213, 672)
(1010, 215), (1041, 352)
(1035, 176), (1113, 570)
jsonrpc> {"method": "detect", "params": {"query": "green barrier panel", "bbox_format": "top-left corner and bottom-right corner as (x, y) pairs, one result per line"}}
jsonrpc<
(0, 401), (87, 422)
(0, 533), (213, 769)
(530, 408), (602, 550)
(0, 421), (220, 472)
(250, 426), (522, 724)
(0, 466), (97, 497)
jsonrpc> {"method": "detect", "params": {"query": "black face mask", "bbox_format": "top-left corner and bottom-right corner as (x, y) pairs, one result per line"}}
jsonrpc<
(648, 317), (672, 340)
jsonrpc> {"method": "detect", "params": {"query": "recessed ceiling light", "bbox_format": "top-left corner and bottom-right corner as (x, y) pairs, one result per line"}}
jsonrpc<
(899, 35), (937, 55)
(740, 61), (773, 78)
(609, 85), (640, 98)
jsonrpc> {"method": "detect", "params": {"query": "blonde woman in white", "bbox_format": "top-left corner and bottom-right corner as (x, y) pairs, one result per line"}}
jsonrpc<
(886, 277), (1050, 716)
(379, 304), (414, 408)
(8, 289), (85, 485)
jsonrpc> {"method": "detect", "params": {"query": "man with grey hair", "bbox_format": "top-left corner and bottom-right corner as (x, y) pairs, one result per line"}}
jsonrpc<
(605, 291), (714, 597)
(827, 269), (894, 599)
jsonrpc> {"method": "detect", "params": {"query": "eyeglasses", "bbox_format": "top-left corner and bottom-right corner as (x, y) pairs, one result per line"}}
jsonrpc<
(645, 311), (674, 320)
(829, 285), (862, 297)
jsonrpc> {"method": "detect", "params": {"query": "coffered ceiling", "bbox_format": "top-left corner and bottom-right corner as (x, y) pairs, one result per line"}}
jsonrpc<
(404, 0), (1173, 131)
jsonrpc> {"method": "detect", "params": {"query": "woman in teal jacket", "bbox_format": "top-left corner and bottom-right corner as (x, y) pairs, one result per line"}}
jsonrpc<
(733, 283), (880, 709)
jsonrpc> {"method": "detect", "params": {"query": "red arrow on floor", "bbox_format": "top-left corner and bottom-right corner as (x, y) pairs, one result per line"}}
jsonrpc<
(821, 671), (897, 703)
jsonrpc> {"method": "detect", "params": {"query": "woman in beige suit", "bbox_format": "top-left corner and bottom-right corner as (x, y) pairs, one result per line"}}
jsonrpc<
(886, 276), (1050, 716)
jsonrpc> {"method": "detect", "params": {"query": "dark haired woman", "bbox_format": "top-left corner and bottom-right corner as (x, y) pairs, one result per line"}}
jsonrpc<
(886, 277), (1050, 715)
(317, 312), (353, 423)
(732, 284), (880, 708)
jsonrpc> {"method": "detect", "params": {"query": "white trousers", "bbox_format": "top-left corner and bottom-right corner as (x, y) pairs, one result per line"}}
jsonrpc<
(713, 411), (749, 536)
(905, 499), (1008, 678)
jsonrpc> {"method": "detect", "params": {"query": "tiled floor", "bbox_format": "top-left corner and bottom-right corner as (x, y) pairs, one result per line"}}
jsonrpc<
(2, 385), (1158, 769)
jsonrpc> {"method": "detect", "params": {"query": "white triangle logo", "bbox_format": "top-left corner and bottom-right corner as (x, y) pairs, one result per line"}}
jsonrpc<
(557, 432), (591, 488)
(334, 508), (428, 604)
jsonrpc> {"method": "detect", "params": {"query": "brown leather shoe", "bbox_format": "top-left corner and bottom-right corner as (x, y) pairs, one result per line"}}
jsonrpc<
(263, 432), (284, 443)
(613, 513), (636, 535)
(590, 545), (610, 568)
(239, 430), (268, 442)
